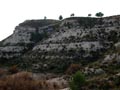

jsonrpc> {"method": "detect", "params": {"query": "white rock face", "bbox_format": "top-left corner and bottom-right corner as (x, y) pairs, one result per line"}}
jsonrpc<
(3, 26), (36, 45)
(0, 16), (120, 63)
(33, 42), (102, 51)
(115, 42), (120, 47)
(102, 53), (120, 64)
(0, 19), (59, 60)
(0, 46), (24, 52)
(104, 54), (116, 62)
(0, 26), (36, 59)
(27, 16), (120, 65)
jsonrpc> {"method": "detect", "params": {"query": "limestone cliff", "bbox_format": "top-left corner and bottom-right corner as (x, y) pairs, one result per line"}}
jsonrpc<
(0, 16), (120, 73)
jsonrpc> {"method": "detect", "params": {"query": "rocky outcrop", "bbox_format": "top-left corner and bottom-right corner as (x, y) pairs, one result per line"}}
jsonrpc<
(0, 19), (59, 60)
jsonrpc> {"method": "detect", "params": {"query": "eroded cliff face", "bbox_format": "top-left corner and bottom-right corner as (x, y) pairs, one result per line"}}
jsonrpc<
(0, 19), (59, 60)
(0, 16), (120, 72)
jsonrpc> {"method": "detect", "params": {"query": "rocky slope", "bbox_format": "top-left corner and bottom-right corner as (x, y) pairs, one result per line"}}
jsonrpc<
(0, 16), (120, 73)
(0, 19), (59, 61)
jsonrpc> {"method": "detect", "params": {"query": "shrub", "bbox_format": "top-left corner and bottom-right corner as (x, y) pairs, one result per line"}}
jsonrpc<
(95, 12), (104, 17)
(69, 71), (86, 90)
(59, 15), (63, 20)
(88, 14), (92, 17)
(66, 64), (81, 75)
(0, 68), (7, 77)
(114, 76), (120, 86)
(71, 13), (75, 17)
(8, 65), (19, 74)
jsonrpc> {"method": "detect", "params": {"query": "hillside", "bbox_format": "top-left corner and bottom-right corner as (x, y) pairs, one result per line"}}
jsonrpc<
(0, 16), (120, 73)
(1, 15), (120, 90)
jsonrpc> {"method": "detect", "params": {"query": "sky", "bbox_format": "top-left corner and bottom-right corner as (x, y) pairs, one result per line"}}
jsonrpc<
(0, 0), (120, 41)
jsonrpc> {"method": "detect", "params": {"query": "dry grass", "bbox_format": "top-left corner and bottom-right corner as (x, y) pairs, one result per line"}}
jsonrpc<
(0, 71), (67, 90)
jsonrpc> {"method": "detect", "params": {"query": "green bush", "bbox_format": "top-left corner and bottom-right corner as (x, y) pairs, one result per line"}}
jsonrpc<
(69, 71), (86, 90)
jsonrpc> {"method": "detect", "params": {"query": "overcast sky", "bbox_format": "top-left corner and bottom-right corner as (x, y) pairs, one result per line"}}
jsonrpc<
(0, 0), (120, 41)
